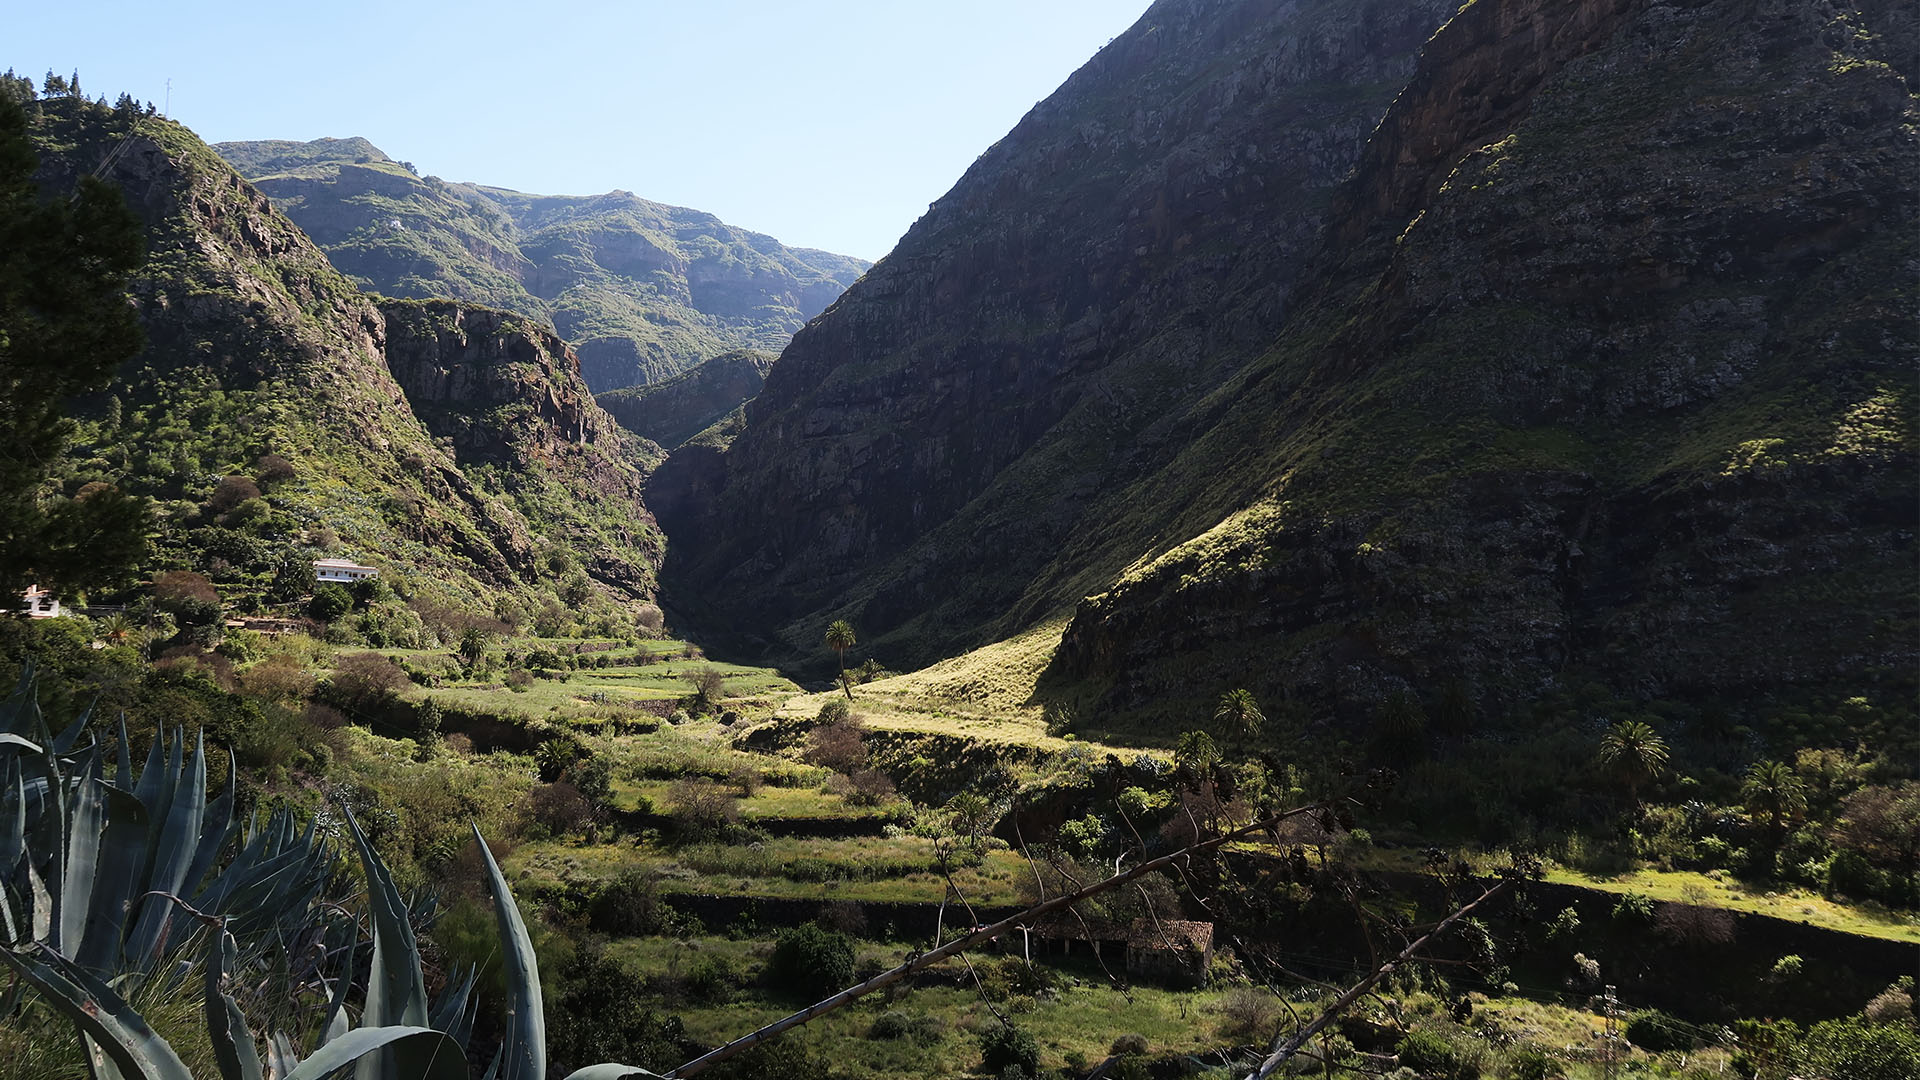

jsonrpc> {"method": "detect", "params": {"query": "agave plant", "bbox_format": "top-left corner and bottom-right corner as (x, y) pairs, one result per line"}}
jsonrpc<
(1, 664), (660, 1079)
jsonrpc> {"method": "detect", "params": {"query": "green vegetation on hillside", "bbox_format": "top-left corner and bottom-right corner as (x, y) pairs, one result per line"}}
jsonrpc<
(215, 139), (868, 391)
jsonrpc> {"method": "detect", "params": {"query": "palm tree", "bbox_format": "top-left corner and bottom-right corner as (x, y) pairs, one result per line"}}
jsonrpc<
(1742, 760), (1807, 846)
(1213, 688), (1264, 743)
(1597, 719), (1669, 807)
(95, 612), (133, 645)
(824, 619), (857, 700)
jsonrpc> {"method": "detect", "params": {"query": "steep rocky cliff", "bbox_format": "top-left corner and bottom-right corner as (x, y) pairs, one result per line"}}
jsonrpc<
(1047, 0), (1917, 729)
(596, 349), (775, 449)
(660, 0), (1461, 661)
(378, 300), (664, 598)
(665, 0), (1916, 737)
(31, 99), (663, 612)
(213, 138), (869, 391)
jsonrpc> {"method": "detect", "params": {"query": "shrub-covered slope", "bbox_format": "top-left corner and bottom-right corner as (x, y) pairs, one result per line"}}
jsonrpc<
(663, 0), (1916, 737)
(213, 138), (869, 391)
(31, 97), (663, 616)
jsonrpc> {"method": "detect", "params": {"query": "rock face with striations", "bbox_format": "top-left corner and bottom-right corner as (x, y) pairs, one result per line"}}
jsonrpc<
(658, 0), (1461, 662)
(596, 349), (776, 450)
(214, 138), (869, 391)
(665, 0), (1916, 734)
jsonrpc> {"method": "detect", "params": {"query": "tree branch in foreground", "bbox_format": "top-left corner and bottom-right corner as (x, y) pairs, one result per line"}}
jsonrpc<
(667, 803), (1324, 1078)
(1243, 875), (1513, 1080)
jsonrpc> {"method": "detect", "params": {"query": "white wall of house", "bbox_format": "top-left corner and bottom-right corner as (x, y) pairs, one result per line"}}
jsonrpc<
(313, 560), (378, 584)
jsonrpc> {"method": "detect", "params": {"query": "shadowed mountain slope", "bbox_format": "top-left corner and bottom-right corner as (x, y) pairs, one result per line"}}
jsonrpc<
(661, 0), (1917, 742)
(597, 349), (776, 450)
(658, 0), (1462, 663)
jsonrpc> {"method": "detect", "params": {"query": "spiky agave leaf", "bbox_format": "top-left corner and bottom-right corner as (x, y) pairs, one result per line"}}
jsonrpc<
(205, 925), (265, 1080)
(125, 730), (206, 968)
(279, 1026), (469, 1080)
(58, 751), (103, 957)
(344, 804), (428, 1080)
(76, 783), (149, 972)
(473, 823), (543, 1080)
(0, 942), (195, 1080)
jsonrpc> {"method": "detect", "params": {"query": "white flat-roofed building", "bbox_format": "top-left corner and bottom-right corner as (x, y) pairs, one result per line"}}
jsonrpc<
(313, 558), (378, 584)
(22, 585), (61, 618)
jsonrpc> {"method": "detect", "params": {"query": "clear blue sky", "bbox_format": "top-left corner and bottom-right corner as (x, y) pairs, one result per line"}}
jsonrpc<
(10, 1), (1153, 261)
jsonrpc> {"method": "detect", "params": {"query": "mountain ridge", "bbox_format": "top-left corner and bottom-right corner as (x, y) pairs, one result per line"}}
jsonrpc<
(213, 137), (869, 391)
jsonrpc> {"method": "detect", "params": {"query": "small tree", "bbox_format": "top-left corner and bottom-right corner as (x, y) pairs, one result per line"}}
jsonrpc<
(1743, 760), (1808, 847)
(254, 453), (296, 485)
(686, 668), (726, 713)
(1213, 688), (1264, 743)
(153, 569), (221, 627)
(1597, 719), (1668, 807)
(946, 792), (993, 852)
(326, 651), (411, 718)
(207, 474), (261, 514)
(458, 625), (493, 668)
(767, 925), (855, 1001)
(979, 1024), (1041, 1077)
(308, 583), (352, 623)
(807, 713), (868, 773)
(824, 619), (857, 700)
(1175, 730), (1221, 778)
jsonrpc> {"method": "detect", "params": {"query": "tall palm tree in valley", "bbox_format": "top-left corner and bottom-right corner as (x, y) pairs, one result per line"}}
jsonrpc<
(1597, 719), (1669, 809)
(824, 619), (857, 700)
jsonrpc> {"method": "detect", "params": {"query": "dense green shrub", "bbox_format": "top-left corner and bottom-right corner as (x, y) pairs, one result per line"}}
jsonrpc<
(1397, 1029), (1479, 1080)
(589, 868), (671, 936)
(980, 1023), (1041, 1076)
(1800, 1016), (1920, 1080)
(869, 1009), (940, 1041)
(684, 952), (737, 1004)
(766, 924), (854, 1000)
(1626, 1009), (1692, 1053)
(545, 949), (692, 1077)
(308, 582), (352, 622)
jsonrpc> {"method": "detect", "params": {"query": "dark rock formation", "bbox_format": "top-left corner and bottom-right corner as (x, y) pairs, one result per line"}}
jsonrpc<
(660, 0), (1460, 662)
(665, 0), (1917, 737)
(596, 348), (775, 449)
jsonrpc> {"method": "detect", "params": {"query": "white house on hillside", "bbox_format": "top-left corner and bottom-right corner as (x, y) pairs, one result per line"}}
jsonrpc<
(313, 558), (379, 585)
(21, 585), (61, 619)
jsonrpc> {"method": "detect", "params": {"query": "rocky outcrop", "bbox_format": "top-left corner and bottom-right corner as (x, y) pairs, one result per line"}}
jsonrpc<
(214, 140), (870, 391)
(661, 0), (1460, 663)
(381, 300), (618, 455)
(377, 298), (666, 599)
(596, 349), (775, 449)
(32, 102), (665, 609)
